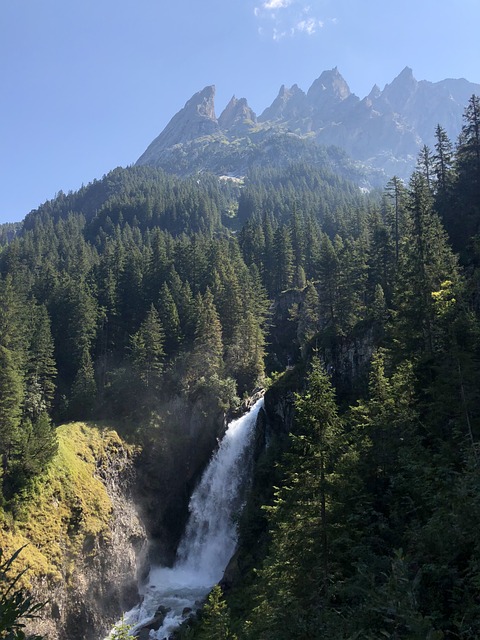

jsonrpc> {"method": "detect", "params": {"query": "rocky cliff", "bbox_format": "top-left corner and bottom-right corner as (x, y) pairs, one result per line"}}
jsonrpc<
(0, 424), (147, 640)
(137, 86), (219, 166)
(136, 67), (480, 182)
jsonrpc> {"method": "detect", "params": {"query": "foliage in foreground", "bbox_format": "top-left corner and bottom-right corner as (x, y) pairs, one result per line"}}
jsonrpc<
(0, 547), (44, 640)
(110, 616), (134, 640)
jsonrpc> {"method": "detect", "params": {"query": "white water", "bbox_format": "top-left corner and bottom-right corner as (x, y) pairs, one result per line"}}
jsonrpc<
(109, 397), (264, 640)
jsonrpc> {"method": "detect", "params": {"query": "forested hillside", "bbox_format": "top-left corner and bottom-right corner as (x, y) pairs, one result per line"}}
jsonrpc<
(185, 96), (480, 640)
(1, 95), (480, 639)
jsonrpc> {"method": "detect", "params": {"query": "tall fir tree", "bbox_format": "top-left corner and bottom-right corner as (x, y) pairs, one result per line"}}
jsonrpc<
(24, 304), (57, 420)
(69, 347), (97, 419)
(393, 172), (459, 358)
(157, 283), (182, 356)
(0, 346), (23, 482)
(433, 124), (454, 197)
(130, 304), (165, 390)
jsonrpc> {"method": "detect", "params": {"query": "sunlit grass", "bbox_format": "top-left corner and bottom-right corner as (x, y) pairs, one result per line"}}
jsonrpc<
(0, 423), (135, 588)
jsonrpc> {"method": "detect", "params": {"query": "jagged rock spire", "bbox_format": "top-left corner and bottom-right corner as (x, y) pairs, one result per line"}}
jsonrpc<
(307, 67), (351, 105)
(218, 96), (257, 131)
(137, 86), (218, 165)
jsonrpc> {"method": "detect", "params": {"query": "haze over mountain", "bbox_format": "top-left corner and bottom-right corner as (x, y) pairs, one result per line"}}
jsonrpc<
(137, 67), (480, 182)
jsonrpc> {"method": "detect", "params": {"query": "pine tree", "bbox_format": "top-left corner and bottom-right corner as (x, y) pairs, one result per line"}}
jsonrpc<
(225, 310), (265, 393)
(416, 144), (434, 191)
(246, 358), (343, 639)
(130, 304), (165, 389)
(110, 616), (134, 640)
(95, 240), (121, 352)
(289, 209), (305, 269)
(70, 347), (97, 418)
(24, 304), (57, 420)
(293, 357), (343, 582)
(117, 242), (145, 338)
(451, 94), (480, 254)
(145, 228), (169, 304)
(168, 268), (196, 343)
(239, 218), (265, 271)
(198, 585), (236, 640)
(433, 124), (454, 197)
(317, 233), (338, 327)
(457, 94), (480, 188)
(336, 235), (367, 333)
(213, 263), (243, 348)
(385, 176), (407, 265)
(394, 172), (459, 357)
(190, 289), (224, 379)
(16, 412), (58, 480)
(50, 276), (99, 384)
(0, 345), (23, 480)
(303, 214), (321, 280)
(245, 264), (270, 329)
(273, 225), (294, 294)
(261, 214), (276, 294)
(0, 274), (29, 363)
(366, 207), (395, 307)
(296, 281), (320, 357)
(157, 283), (182, 355)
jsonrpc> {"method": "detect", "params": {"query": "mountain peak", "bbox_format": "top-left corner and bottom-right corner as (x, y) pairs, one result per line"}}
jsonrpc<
(136, 67), (480, 180)
(382, 66), (418, 113)
(218, 95), (256, 131)
(399, 65), (414, 78)
(307, 68), (352, 105)
(388, 66), (417, 89)
(259, 83), (308, 123)
(185, 85), (217, 119)
(137, 86), (219, 165)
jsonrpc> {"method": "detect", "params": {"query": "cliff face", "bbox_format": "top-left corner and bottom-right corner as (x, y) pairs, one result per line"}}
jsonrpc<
(264, 283), (376, 396)
(136, 67), (480, 182)
(132, 393), (230, 566)
(137, 86), (219, 166)
(0, 424), (147, 640)
(34, 466), (145, 640)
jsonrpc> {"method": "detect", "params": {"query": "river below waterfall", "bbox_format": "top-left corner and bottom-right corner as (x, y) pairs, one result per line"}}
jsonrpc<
(107, 397), (264, 640)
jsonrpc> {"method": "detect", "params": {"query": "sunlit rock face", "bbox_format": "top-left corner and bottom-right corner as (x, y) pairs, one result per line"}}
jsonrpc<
(218, 95), (257, 133)
(137, 85), (219, 166)
(136, 67), (480, 182)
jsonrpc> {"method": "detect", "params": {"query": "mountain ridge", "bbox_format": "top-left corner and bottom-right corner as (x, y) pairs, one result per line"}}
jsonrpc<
(136, 67), (480, 182)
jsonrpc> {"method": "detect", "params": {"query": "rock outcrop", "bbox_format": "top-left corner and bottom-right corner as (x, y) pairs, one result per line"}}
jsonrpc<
(0, 424), (147, 640)
(218, 96), (257, 132)
(137, 85), (219, 166)
(259, 83), (310, 125)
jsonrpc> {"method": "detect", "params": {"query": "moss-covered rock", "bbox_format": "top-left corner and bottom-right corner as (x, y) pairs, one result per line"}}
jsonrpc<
(0, 422), (147, 640)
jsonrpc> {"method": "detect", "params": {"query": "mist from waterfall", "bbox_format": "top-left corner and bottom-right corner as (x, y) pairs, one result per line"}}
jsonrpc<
(113, 397), (264, 639)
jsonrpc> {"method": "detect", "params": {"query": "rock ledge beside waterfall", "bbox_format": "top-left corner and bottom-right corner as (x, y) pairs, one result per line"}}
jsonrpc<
(0, 422), (147, 640)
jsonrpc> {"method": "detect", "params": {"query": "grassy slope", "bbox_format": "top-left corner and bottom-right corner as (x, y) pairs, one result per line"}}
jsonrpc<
(0, 422), (135, 587)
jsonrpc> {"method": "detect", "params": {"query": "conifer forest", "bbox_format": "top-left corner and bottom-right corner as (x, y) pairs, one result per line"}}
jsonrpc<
(1, 95), (480, 639)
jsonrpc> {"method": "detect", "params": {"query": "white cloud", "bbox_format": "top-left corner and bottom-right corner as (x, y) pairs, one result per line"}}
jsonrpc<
(296, 17), (322, 35)
(273, 27), (292, 40)
(254, 0), (328, 40)
(263, 0), (291, 9)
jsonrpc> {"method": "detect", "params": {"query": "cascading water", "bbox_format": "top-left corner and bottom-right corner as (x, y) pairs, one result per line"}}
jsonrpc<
(109, 397), (264, 640)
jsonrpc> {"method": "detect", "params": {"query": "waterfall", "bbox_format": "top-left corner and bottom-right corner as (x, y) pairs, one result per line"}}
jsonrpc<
(111, 397), (264, 640)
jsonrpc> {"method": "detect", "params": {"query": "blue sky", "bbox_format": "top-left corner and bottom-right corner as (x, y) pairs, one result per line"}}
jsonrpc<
(1, 0), (479, 223)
